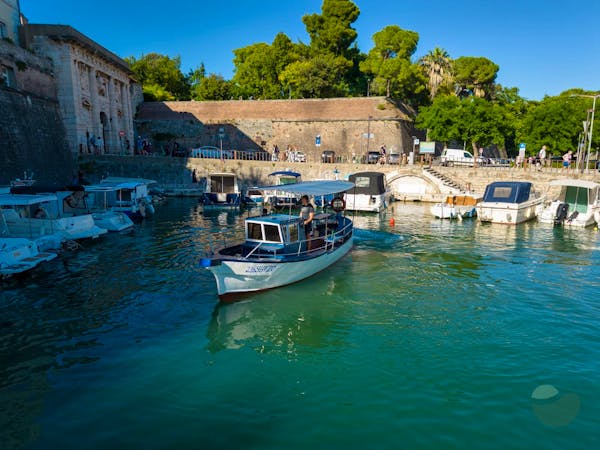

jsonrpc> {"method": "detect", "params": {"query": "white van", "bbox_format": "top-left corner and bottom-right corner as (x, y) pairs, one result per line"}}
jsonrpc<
(441, 148), (475, 166)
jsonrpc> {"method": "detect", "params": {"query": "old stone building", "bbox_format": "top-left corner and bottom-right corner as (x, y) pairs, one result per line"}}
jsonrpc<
(136, 97), (416, 162)
(19, 24), (140, 156)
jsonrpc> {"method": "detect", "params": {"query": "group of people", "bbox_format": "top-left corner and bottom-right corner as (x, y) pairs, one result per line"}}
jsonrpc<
(526, 145), (574, 170)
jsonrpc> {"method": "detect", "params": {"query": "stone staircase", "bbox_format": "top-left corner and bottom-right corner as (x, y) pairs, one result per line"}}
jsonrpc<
(422, 167), (467, 193)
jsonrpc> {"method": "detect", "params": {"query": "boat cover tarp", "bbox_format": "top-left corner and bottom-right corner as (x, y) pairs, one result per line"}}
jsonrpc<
(482, 181), (532, 203)
(256, 180), (354, 196)
(100, 177), (157, 185)
(0, 193), (58, 205)
(346, 172), (386, 195)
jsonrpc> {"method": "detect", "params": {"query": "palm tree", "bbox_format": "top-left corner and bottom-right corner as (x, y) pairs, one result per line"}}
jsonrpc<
(419, 47), (453, 99)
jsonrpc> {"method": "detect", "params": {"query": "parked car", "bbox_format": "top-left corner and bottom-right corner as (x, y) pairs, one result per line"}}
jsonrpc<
(191, 146), (233, 159)
(440, 148), (475, 166)
(289, 151), (306, 162)
(388, 153), (401, 164)
(321, 150), (336, 163)
(364, 151), (381, 164)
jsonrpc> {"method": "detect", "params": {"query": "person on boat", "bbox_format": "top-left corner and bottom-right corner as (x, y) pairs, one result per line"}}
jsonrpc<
(34, 206), (48, 218)
(300, 195), (315, 250)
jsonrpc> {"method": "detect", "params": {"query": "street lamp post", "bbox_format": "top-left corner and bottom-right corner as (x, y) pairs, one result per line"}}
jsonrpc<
(571, 94), (599, 172)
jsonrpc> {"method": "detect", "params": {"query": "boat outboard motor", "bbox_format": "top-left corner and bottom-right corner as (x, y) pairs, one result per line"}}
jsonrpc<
(553, 203), (569, 226)
(567, 210), (579, 223)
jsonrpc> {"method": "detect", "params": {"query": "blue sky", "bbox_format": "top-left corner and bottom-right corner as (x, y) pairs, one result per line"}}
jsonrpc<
(22, 0), (598, 100)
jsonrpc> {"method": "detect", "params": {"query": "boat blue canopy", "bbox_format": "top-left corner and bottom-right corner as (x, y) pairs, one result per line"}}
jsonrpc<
(482, 181), (533, 203)
(269, 171), (301, 178)
(256, 180), (354, 196)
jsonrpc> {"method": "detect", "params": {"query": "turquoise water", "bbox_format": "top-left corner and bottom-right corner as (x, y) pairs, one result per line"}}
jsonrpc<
(1, 199), (599, 449)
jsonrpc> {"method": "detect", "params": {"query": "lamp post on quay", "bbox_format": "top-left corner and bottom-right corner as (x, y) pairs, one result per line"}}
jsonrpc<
(571, 93), (599, 172)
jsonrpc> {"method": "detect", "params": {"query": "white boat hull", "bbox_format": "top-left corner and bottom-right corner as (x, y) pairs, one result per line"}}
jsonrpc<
(431, 203), (477, 219)
(345, 194), (386, 213)
(207, 237), (353, 296)
(477, 198), (544, 224)
(539, 200), (598, 227)
(2, 209), (108, 242)
(0, 238), (57, 276)
(92, 211), (134, 232)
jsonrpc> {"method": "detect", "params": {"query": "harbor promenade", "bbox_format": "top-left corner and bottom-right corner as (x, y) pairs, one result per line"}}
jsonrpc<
(77, 154), (600, 202)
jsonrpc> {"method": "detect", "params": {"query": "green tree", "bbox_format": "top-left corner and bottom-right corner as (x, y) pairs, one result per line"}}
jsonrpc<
(125, 53), (190, 100)
(303, 0), (360, 57)
(416, 95), (510, 151)
(453, 56), (499, 99)
(300, 0), (362, 96)
(191, 74), (231, 100)
(520, 93), (597, 157)
(418, 47), (453, 99)
(231, 33), (301, 99)
(359, 25), (427, 105)
(280, 54), (345, 98)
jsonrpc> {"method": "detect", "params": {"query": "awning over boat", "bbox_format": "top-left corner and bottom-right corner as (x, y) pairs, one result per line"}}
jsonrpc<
(482, 181), (533, 203)
(0, 193), (58, 205)
(256, 180), (354, 196)
(548, 179), (600, 189)
(269, 171), (301, 178)
(100, 177), (157, 185)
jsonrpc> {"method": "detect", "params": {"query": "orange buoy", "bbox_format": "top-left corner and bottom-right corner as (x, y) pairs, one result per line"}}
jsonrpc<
(389, 218), (395, 226)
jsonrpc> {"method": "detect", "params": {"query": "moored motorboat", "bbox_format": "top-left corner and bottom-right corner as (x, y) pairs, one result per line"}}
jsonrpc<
(200, 180), (354, 300)
(477, 181), (544, 224)
(538, 179), (600, 227)
(0, 237), (57, 277)
(345, 171), (388, 213)
(201, 173), (242, 208)
(431, 194), (480, 219)
(0, 193), (107, 250)
(99, 177), (156, 220)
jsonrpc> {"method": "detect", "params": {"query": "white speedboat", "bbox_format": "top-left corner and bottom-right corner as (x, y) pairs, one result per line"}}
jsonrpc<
(99, 177), (156, 220)
(201, 173), (242, 208)
(431, 194), (480, 219)
(79, 185), (135, 231)
(0, 237), (57, 277)
(0, 193), (107, 249)
(345, 171), (388, 213)
(200, 180), (354, 300)
(477, 181), (544, 224)
(538, 179), (600, 227)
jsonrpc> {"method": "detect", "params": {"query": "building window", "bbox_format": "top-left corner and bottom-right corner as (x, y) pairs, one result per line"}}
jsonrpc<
(0, 22), (7, 39)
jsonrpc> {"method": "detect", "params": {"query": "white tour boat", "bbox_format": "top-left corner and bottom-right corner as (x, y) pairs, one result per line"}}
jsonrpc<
(200, 180), (354, 300)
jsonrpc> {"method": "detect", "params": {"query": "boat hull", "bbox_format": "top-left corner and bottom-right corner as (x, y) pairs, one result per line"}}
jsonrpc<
(207, 236), (353, 298)
(538, 200), (598, 227)
(477, 198), (544, 224)
(0, 238), (57, 276)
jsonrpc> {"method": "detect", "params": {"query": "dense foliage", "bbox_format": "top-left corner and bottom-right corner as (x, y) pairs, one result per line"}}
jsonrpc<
(125, 0), (598, 156)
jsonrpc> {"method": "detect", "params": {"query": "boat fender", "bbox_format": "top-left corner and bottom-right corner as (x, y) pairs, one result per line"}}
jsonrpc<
(199, 258), (220, 267)
(331, 197), (346, 212)
(139, 199), (147, 218)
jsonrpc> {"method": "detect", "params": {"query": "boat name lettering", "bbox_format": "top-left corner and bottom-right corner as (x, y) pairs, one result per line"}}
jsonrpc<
(245, 265), (277, 274)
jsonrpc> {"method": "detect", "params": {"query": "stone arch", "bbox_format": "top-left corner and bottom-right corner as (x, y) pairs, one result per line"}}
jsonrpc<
(386, 173), (441, 201)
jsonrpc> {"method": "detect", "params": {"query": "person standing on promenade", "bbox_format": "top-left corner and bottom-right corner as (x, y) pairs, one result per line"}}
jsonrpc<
(562, 150), (573, 169)
(537, 145), (547, 170)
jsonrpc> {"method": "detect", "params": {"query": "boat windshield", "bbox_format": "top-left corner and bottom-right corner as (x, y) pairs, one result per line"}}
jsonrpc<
(247, 222), (282, 243)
